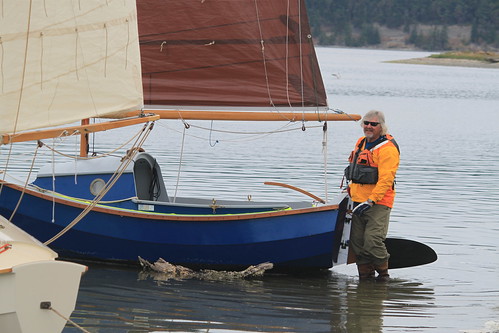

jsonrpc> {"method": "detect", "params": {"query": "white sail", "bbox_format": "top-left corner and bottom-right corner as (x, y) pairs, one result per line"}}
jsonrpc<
(0, 0), (143, 134)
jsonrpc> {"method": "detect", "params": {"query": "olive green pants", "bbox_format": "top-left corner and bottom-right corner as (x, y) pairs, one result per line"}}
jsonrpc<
(350, 204), (391, 266)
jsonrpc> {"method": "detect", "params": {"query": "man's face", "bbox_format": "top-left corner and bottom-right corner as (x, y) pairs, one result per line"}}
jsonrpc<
(362, 117), (382, 142)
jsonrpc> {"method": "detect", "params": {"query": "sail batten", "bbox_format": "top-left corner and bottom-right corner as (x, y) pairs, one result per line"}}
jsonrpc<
(0, 0), (143, 135)
(137, 0), (327, 110)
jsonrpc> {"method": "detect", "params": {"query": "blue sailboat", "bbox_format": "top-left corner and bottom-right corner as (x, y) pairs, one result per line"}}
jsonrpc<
(0, 0), (361, 271)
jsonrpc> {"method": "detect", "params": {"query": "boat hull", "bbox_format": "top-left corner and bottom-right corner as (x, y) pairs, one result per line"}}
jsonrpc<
(0, 217), (86, 333)
(0, 182), (347, 271)
(0, 261), (85, 333)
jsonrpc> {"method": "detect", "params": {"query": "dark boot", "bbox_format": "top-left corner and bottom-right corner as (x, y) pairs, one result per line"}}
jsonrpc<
(374, 261), (390, 282)
(357, 263), (375, 280)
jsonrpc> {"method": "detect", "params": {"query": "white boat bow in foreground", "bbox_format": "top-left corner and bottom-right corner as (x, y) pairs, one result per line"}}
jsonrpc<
(0, 216), (86, 333)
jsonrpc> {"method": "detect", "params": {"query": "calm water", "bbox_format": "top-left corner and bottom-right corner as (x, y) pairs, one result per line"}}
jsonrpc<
(3, 47), (499, 332)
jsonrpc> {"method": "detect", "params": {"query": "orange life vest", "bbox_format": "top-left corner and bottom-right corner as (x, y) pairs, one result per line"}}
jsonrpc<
(346, 134), (400, 207)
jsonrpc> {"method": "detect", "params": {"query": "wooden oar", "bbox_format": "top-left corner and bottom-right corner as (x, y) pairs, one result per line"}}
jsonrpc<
(264, 181), (326, 203)
(347, 238), (437, 269)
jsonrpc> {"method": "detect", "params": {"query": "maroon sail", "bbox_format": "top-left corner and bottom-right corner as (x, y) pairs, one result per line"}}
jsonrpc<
(137, 0), (327, 111)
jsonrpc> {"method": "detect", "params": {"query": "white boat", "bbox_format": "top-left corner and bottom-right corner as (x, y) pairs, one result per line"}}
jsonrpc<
(0, 0), (148, 331)
(0, 215), (86, 333)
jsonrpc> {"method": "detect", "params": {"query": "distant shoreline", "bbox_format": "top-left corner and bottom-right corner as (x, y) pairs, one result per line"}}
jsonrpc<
(387, 57), (499, 69)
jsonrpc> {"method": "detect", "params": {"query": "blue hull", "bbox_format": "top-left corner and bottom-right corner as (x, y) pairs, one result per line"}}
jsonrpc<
(0, 183), (347, 271)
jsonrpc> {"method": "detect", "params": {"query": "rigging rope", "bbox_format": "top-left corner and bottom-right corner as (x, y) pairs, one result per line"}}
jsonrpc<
(174, 122), (323, 138)
(253, 0), (274, 109)
(285, 1), (291, 108)
(0, 0), (35, 195)
(48, 306), (91, 333)
(208, 120), (219, 147)
(8, 143), (40, 221)
(44, 121), (155, 245)
(298, 0), (304, 109)
(173, 124), (188, 203)
(0, 36), (4, 93)
(322, 122), (329, 202)
(40, 124), (143, 160)
(51, 138), (56, 221)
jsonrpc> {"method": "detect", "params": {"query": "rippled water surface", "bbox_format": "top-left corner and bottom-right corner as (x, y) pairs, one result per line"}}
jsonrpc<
(2, 47), (499, 332)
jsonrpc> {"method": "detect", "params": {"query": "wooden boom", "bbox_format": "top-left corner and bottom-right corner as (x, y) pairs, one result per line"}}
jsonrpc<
(1, 114), (160, 145)
(119, 110), (361, 122)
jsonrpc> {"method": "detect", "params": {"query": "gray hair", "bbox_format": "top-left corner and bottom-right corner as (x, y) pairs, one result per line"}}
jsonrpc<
(362, 110), (388, 135)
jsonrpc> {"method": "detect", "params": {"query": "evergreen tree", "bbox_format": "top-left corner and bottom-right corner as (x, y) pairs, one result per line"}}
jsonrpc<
(305, 0), (497, 50)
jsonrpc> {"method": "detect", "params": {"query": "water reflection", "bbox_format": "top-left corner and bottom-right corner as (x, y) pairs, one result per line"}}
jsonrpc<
(66, 265), (435, 332)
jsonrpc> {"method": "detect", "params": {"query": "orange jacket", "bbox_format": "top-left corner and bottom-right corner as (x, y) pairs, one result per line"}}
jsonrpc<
(347, 135), (400, 208)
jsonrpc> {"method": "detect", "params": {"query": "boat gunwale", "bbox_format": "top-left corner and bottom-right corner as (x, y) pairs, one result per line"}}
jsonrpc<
(1, 180), (340, 222)
(0, 268), (13, 274)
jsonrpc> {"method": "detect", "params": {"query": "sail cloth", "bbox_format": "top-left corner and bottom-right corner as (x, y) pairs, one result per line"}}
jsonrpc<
(137, 0), (327, 111)
(0, 0), (143, 135)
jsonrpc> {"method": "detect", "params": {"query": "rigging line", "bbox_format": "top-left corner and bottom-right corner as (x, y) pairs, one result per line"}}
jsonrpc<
(51, 137), (56, 222)
(0, 36), (4, 94)
(0, 144), (12, 195)
(208, 120), (219, 147)
(307, 35), (323, 120)
(8, 143), (40, 221)
(253, 0), (281, 117)
(173, 125), (187, 203)
(91, 118), (96, 155)
(190, 123), (324, 144)
(285, 0), (292, 109)
(155, 121), (212, 142)
(10, 0), (33, 138)
(73, 134), (78, 184)
(48, 306), (91, 333)
(47, 128), (75, 222)
(40, 124), (144, 160)
(40, 32), (44, 90)
(44, 121), (155, 245)
(187, 122), (323, 135)
(155, 120), (314, 141)
(322, 122), (329, 202)
(331, 108), (359, 122)
(1, 142), (29, 194)
(298, 0), (304, 109)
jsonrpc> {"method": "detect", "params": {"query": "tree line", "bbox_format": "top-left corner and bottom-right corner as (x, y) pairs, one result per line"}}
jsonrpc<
(305, 0), (498, 50)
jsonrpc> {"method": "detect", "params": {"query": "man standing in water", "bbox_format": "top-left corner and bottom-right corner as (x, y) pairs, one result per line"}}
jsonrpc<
(345, 110), (400, 281)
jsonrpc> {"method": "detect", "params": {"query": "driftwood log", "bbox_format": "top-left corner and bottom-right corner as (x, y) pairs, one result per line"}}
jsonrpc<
(138, 257), (273, 281)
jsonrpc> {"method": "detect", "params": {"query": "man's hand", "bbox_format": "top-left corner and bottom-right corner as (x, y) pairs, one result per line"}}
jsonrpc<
(352, 200), (374, 216)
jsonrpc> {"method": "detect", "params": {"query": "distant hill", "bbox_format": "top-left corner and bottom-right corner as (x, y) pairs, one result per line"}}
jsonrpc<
(305, 0), (498, 51)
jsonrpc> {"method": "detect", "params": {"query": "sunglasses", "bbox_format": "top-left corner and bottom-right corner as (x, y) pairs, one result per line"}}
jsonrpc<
(363, 121), (380, 126)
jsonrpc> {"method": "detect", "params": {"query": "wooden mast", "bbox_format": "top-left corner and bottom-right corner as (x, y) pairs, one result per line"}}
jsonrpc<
(80, 119), (90, 158)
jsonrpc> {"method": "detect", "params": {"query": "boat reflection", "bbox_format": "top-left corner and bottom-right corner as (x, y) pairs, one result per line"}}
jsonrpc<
(66, 264), (435, 332)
